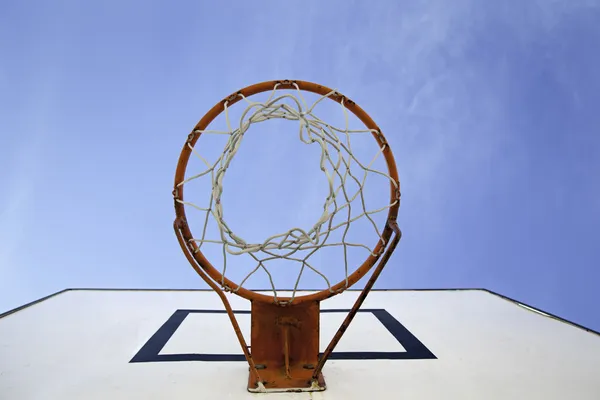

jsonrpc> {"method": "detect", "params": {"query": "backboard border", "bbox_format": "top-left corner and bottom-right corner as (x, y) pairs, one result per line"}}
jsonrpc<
(2, 288), (598, 337)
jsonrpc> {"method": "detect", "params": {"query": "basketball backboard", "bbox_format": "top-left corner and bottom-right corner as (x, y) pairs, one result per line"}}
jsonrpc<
(1, 289), (599, 399)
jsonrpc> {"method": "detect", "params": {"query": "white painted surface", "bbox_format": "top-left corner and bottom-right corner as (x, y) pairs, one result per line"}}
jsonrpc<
(1, 289), (599, 399)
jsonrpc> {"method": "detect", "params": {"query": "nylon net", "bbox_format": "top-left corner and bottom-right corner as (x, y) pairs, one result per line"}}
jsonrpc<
(176, 82), (399, 302)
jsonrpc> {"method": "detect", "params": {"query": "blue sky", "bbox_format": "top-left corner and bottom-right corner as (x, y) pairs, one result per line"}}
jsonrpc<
(1, 1), (599, 331)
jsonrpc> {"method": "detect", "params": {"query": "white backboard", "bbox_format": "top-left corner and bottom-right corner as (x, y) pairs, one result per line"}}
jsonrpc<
(1, 289), (598, 399)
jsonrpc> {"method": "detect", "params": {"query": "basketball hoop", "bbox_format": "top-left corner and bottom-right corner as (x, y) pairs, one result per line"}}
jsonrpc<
(173, 80), (401, 392)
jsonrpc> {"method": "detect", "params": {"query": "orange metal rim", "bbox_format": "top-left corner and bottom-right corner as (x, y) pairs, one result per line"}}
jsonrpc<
(173, 80), (400, 304)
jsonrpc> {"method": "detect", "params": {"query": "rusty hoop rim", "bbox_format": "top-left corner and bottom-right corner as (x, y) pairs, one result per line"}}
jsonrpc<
(173, 80), (400, 304)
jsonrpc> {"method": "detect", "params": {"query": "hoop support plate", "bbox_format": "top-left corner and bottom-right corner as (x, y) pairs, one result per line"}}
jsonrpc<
(248, 301), (326, 392)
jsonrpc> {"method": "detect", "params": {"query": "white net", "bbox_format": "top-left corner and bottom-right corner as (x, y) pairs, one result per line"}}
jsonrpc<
(176, 82), (399, 302)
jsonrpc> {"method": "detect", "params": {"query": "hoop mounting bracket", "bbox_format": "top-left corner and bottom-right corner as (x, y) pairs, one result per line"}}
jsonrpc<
(248, 301), (326, 392)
